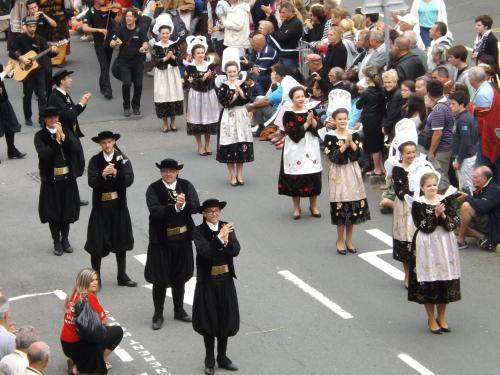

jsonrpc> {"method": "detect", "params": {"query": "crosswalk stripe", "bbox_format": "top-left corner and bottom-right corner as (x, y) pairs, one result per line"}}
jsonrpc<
(133, 254), (196, 306)
(398, 353), (435, 375)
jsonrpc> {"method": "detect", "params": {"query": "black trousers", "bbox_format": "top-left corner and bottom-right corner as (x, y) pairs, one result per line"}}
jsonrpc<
(4, 131), (16, 155)
(23, 69), (46, 123)
(119, 61), (144, 110)
(49, 222), (70, 243)
(94, 40), (113, 95)
(152, 283), (186, 317)
(91, 252), (128, 283)
(203, 336), (229, 368)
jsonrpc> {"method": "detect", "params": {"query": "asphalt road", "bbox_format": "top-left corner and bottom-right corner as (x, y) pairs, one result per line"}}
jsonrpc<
(1, 3), (500, 374)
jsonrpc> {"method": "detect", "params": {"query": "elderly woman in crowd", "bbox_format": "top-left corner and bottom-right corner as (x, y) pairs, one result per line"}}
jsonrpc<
(382, 69), (403, 140)
(323, 26), (348, 74)
(0, 326), (39, 374)
(60, 268), (123, 375)
(278, 86), (322, 219)
(258, 20), (275, 37)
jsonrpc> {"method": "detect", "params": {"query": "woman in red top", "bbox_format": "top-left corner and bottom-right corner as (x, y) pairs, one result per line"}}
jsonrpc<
(61, 268), (123, 374)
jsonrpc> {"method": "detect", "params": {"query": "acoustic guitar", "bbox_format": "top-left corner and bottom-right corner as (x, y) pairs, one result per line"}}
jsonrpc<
(9, 39), (68, 82)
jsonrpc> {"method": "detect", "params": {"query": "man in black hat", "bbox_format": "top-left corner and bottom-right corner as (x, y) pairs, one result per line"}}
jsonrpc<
(0, 60), (27, 162)
(192, 199), (240, 375)
(84, 130), (137, 287)
(145, 158), (200, 330)
(8, 16), (57, 127)
(34, 106), (80, 256)
(48, 70), (92, 206)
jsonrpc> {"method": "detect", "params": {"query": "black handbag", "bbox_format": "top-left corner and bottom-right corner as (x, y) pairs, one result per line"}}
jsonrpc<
(417, 131), (432, 150)
(74, 297), (106, 343)
(111, 58), (121, 80)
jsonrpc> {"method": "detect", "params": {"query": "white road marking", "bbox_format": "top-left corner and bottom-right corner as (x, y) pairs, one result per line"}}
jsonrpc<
(358, 250), (404, 281)
(114, 346), (134, 362)
(8, 289), (66, 302)
(277, 270), (353, 319)
(398, 353), (435, 375)
(134, 254), (196, 306)
(366, 228), (393, 247)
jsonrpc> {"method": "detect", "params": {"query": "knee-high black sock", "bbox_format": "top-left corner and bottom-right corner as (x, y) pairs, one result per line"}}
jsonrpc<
(48, 222), (61, 243)
(60, 222), (70, 241)
(171, 284), (185, 316)
(217, 337), (228, 362)
(91, 255), (102, 274)
(116, 252), (127, 281)
(203, 336), (215, 368)
(152, 284), (166, 317)
(5, 132), (15, 154)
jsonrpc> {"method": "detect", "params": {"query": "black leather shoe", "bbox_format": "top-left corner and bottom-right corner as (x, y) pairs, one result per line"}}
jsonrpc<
(61, 238), (74, 253)
(117, 279), (138, 287)
(152, 315), (164, 330)
(25, 119), (33, 126)
(8, 150), (27, 159)
(103, 92), (113, 99)
(54, 242), (63, 256)
(133, 108), (141, 115)
(218, 361), (238, 371)
(124, 108), (131, 117)
(80, 200), (89, 206)
(204, 367), (215, 375)
(174, 313), (192, 323)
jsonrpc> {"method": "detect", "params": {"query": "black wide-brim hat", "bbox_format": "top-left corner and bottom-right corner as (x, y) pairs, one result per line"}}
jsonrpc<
(91, 131), (121, 143)
(198, 198), (227, 214)
(43, 106), (60, 117)
(52, 69), (74, 85)
(155, 158), (184, 170)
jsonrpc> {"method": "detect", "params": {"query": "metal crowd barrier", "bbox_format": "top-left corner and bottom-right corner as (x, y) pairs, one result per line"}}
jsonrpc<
(298, 40), (314, 78)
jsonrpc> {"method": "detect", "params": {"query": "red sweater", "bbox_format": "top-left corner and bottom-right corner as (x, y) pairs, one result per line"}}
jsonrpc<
(60, 293), (106, 343)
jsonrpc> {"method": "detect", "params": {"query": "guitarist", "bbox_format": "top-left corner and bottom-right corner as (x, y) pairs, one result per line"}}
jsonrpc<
(8, 16), (57, 127)
(82, 0), (120, 100)
(23, 0), (57, 98)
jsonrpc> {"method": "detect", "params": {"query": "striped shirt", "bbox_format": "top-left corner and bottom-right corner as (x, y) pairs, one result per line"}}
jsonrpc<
(256, 44), (279, 75)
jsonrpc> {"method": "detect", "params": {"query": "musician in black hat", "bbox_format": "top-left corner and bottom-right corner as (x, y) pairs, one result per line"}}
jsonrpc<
(192, 199), (240, 375)
(0, 60), (27, 162)
(145, 158), (200, 330)
(48, 69), (92, 206)
(84, 131), (137, 288)
(8, 16), (57, 127)
(34, 106), (80, 256)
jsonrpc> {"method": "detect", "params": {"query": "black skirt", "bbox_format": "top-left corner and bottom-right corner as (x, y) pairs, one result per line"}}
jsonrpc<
(61, 325), (123, 374)
(329, 199), (371, 225)
(39, 179), (80, 224)
(84, 201), (134, 257)
(155, 101), (184, 118)
(362, 121), (384, 154)
(393, 239), (412, 264)
(216, 142), (254, 164)
(278, 158), (322, 197)
(0, 100), (21, 136)
(144, 239), (194, 287)
(192, 275), (240, 337)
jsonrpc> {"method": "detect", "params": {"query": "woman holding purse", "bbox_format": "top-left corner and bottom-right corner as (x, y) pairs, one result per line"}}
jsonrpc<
(60, 268), (123, 374)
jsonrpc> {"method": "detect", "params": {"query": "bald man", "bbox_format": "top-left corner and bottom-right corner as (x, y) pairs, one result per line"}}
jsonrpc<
(250, 33), (278, 96)
(25, 341), (50, 374)
(389, 36), (425, 83)
(456, 166), (500, 250)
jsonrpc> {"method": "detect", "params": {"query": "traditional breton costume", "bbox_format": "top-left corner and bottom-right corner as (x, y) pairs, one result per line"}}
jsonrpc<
(145, 159), (200, 330)
(278, 109), (322, 197)
(85, 131), (136, 288)
(192, 199), (240, 374)
(151, 39), (184, 118)
(215, 71), (254, 164)
(34, 106), (80, 256)
(405, 186), (461, 305)
(185, 36), (219, 136)
(323, 130), (370, 225)
(0, 64), (25, 161)
(48, 70), (86, 180)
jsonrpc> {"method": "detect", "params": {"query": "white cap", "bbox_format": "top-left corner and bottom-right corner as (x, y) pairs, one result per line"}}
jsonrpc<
(397, 14), (417, 26)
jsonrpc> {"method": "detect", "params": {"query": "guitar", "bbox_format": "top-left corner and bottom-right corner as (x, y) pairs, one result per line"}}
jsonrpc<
(9, 39), (68, 82)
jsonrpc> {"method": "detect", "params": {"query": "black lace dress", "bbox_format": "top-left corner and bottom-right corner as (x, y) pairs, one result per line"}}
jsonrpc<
(324, 132), (370, 225)
(278, 110), (322, 197)
(408, 198), (461, 304)
(216, 82), (254, 163)
(392, 166), (415, 263)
